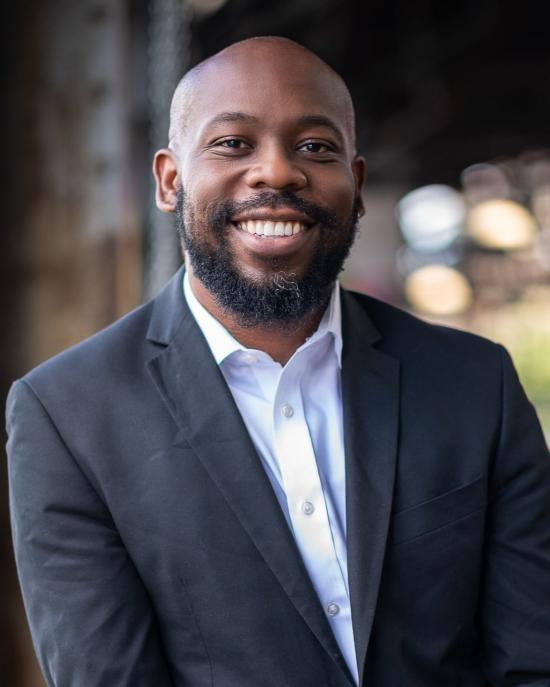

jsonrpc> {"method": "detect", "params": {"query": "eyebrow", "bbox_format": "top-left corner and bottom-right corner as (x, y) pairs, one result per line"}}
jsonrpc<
(203, 111), (345, 144)
(295, 115), (345, 145)
(205, 112), (259, 128)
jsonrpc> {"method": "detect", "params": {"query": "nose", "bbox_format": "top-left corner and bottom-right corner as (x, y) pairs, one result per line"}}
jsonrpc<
(244, 142), (307, 191)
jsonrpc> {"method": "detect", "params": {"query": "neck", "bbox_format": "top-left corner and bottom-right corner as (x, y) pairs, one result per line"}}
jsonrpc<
(187, 269), (329, 366)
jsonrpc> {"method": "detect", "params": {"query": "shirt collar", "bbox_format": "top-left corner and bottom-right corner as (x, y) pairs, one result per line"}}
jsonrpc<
(183, 272), (343, 368)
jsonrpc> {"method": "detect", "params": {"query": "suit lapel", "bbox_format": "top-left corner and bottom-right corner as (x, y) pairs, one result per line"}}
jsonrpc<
(146, 269), (353, 683)
(341, 290), (400, 686)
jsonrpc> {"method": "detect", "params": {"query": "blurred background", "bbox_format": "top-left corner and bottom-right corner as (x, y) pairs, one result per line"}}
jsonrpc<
(1, 0), (549, 684)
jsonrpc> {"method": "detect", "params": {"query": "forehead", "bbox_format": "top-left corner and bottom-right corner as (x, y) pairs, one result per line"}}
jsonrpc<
(182, 47), (353, 145)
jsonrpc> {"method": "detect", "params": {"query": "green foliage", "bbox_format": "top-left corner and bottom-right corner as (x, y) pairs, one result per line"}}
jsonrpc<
(509, 333), (550, 439)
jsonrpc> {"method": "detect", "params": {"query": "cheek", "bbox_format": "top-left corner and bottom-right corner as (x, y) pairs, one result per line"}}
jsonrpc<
(184, 165), (234, 203)
(316, 168), (357, 212)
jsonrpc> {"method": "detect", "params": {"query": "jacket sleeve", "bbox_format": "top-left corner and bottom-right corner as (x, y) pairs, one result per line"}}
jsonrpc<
(6, 379), (174, 687)
(482, 346), (550, 685)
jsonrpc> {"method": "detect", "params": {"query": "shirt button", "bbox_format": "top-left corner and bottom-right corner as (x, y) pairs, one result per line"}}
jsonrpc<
(326, 602), (340, 617)
(301, 501), (315, 515)
(281, 404), (294, 418)
(302, 501), (315, 515)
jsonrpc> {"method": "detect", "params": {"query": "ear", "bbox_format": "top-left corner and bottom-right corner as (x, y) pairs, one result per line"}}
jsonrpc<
(352, 154), (367, 216)
(153, 148), (180, 213)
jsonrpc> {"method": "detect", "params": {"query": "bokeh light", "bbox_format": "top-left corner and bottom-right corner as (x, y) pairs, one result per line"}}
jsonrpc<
(404, 265), (473, 316)
(467, 199), (538, 250)
(397, 184), (465, 253)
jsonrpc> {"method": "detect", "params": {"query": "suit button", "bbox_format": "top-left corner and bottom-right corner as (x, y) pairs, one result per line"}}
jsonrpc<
(326, 602), (340, 617)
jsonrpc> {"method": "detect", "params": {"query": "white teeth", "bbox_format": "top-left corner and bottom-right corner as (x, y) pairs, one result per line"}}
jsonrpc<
(237, 219), (306, 236)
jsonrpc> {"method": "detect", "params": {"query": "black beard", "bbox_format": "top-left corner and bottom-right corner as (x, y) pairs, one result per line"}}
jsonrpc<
(176, 188), (361, 328)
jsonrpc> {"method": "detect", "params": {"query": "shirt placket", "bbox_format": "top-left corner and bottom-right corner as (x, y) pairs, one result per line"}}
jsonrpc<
(272, 350), (352, 652)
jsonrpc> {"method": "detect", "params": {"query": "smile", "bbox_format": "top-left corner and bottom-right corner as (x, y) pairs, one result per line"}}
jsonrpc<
(235, 220), (307, 237)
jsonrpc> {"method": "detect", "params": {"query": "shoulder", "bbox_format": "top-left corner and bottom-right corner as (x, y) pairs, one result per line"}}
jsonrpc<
(15, 299), (158, 407)
(344, 288), (502, 362)
(341, 289), (511, 408)
(341, 291), (548, 472)
(15, 268), (187, 402)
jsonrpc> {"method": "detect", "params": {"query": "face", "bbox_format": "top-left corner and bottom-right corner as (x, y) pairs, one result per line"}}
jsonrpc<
(161, 43), (365, 326)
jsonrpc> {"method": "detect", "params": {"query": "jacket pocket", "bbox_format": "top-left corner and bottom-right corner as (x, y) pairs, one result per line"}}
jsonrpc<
(390, 475), (486, 545)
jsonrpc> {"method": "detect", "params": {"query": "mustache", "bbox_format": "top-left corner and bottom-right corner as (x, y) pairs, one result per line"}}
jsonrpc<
(226, 191), (338, 228)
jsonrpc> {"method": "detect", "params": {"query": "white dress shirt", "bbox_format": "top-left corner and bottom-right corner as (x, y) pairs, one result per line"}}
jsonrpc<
(183, 273), (358, 684)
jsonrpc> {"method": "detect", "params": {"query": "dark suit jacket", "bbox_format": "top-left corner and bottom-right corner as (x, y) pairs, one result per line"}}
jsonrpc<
(6, 268), (550, 686)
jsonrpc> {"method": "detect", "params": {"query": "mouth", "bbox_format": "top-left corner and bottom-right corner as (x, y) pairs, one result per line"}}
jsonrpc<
(233, 218), (309, 238)
(229, 213), (316, 257)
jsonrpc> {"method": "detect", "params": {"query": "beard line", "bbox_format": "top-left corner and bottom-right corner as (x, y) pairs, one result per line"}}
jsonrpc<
(176, 189), (360, 328)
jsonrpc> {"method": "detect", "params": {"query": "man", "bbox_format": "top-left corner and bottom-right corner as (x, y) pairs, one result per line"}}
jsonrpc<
(6, 36), (550, 687)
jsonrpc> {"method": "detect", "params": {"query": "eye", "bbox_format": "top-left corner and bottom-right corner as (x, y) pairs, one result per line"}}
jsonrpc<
(208, 137), (252, 156)
(297, 140), (335, 155)
(217, 138), (250, 150)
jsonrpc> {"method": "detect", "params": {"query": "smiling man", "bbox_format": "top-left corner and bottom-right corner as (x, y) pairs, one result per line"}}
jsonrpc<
(7, 37), (550, 687)
(155, 37), (365, 364)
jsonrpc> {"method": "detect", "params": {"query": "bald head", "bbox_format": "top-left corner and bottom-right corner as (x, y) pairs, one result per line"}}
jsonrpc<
(168, 36), (356, 152)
